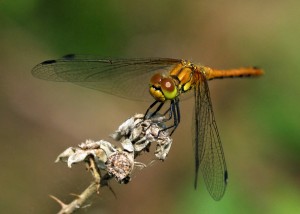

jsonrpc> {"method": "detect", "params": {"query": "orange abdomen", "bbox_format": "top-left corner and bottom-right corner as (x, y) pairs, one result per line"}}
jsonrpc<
(203, 66), (264, 80)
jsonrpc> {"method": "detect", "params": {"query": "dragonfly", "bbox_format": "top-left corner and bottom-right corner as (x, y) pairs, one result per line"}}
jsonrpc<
(32, 54), (263, 200)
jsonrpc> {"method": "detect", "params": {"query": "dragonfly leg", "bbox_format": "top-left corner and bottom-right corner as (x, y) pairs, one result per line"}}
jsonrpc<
(144, 99), (180, 137)
(168, 99), (180, 135)
(144, 100), (165, 119)
(157, 98), (180, 136)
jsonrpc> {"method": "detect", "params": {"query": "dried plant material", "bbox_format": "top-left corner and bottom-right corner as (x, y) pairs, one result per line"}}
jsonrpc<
(53, 114), (173, 213)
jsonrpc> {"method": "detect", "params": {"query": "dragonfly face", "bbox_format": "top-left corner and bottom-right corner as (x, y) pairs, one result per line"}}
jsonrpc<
(149, 61), (197, 102)
(149, 73), (178, 102)
(32, 54), (263, 201)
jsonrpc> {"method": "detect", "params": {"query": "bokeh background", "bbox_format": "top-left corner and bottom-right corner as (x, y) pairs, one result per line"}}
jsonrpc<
(1, 0), (299, 213)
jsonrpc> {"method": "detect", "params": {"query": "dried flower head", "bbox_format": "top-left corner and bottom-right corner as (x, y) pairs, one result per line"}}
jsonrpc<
(56, 114), (172, 184)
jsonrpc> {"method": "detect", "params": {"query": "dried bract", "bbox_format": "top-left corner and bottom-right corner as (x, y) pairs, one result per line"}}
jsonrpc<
(113, 114), (173, 160)
(56, 114), (173, 184)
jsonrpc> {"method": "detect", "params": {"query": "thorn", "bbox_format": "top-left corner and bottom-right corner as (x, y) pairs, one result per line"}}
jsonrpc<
(81, 203), (92, 209)
(107, 183), (117, 199)
(49, 195), (67, 208)
(69, 193), (81, 199)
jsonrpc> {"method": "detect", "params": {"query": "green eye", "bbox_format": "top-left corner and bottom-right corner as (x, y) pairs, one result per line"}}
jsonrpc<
(161, 78), (177, 100)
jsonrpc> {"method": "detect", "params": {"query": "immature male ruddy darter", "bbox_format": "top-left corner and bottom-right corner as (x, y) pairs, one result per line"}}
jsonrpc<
(32, 54), (263, 200)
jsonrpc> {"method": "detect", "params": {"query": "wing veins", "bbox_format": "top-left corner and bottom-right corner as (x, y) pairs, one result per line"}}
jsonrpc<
(193, 73), (228, 201)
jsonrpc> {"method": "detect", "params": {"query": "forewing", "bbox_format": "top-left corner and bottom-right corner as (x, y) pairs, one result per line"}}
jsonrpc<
(32, 54), (181, 101)
(192, 73), (228, 201)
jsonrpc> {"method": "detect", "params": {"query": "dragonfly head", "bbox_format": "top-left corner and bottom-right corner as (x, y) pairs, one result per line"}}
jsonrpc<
(149, 73), (178, 102)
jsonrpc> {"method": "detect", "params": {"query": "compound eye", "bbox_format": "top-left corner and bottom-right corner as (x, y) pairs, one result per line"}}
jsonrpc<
(150, 73), (163, 87)
(161, 78), (177, 100)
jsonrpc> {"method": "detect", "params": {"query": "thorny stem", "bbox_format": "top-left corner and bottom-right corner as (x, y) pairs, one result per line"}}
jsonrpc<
(52, 158), (105, 214)
(54, 182), (99, 214)
(52, 114), (172, 213)
(87, 157), (101, 189)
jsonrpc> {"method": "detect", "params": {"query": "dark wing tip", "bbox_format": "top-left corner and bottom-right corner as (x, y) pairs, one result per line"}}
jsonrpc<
(62, 54), (76, 60)
(194, 166), (199, 189)
(224, 170), (229, 184)
(41, 59), (57, 65)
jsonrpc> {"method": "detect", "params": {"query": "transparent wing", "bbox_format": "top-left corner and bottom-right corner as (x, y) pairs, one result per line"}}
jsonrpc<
(32, 54), (182, 101)
(192, 72), (228, 201)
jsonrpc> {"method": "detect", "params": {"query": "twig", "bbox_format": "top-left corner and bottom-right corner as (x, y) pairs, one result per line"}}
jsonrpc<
(51, 182), (98, 214)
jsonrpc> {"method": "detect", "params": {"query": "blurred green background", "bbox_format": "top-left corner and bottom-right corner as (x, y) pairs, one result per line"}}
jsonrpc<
(1, 0), (299, 213)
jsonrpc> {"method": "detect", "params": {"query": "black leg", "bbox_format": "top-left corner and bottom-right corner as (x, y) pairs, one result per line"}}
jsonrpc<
(144, 98), (181, 136)
(162, 104), (172, 120)
(157, 98), (181, 136)
(166, 99), (180, 135)
(169, 99), (180, 135)
(144, 100), (165, 119)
